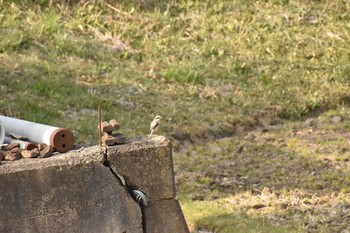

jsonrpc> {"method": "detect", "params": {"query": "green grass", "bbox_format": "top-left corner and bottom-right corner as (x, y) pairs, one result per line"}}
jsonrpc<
(181, 199), (302, 233)
(176, 110), (350, 232)
(2, 0), (350, 144)
(2, 0), (350, 232)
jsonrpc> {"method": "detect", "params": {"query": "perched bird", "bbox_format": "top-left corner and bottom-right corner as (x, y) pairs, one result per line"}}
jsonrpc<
(149, 115), (162, 136)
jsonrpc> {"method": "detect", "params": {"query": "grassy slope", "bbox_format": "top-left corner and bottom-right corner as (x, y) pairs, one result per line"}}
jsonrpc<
(1, 0), (350, 232)
(176, 112), (350, 232)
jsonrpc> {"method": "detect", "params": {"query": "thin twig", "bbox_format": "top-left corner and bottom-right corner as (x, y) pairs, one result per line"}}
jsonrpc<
(98, 106), (102, 147)
(105, 3), (136, 20)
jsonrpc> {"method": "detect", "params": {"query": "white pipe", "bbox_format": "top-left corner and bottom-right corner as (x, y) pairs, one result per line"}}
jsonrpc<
(0, 121), (4, 144)
(4, 137), (37, 150)
(0, 116), (74, 152)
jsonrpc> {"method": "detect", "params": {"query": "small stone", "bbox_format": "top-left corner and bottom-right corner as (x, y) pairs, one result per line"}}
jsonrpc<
(21, 148), (39, 158)
(38, 145), (54, 158)
(102, 133), (117, 146)
(5, 153), (21, 161)
(0, 151), (5, 163)
(112, 133), (126, 144)
(32, 148), (40, 154)
(109, 119), (120, 130)
(102, 133), (127, 146)
(10, 147), (21, 154)
(38, 143), (48, 151)
(101, 122), (115, 134)
(332, 116), (342, 124)
(3, 143), (20, 151)
(20, 150), (32, 158)
(5, 148), (22, 161)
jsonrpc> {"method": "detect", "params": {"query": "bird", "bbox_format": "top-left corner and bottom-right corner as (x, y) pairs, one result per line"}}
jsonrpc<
(149, 115), (162, 136)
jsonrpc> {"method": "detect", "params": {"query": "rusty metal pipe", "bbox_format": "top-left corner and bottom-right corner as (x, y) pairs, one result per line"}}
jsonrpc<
(0, 116), (74, 152)
(4, 137), (37, 150)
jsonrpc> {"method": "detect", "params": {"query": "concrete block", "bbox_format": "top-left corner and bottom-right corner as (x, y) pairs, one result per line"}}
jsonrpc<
(143, 199), (190, 233)
(0, 146), (142, 233)
(107, 136), (176, 201)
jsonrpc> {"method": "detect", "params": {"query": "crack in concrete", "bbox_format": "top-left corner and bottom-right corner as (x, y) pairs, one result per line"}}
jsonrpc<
(101, 147), (147, 233)
(103, 159), (127, 186)
(101, 147), (128, 188)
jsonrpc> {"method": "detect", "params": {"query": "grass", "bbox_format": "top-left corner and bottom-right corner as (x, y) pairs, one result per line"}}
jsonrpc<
(2, 0), (350, 232)
(181, 198), (302, 233)
(180, 188), (350, 233)
(2, 0), (350, 143)
(176, 109), (350, 232)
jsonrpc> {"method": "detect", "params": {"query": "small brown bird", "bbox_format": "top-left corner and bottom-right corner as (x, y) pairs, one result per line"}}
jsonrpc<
(149, 115), (162, 136)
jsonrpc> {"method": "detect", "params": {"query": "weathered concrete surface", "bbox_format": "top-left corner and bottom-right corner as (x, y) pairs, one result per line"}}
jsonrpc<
(0, 146), (142, 233)
(0, 136), (189, 233)
(144, 199), (190, 233)
(107, 136), (189, 232)
(107, 135), (176, 201)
